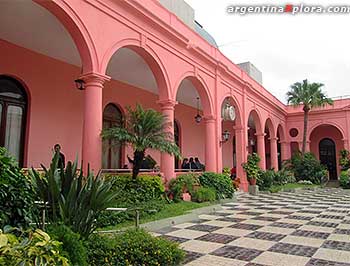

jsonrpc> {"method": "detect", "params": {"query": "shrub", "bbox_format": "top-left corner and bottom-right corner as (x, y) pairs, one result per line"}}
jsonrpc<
(85, 229), (185, 266)
(95, 174), (166, 227)
(47, 224), (88, 266)
(289, 152), (328, 185)
(242, 153), (261, 183)
(198, 172), (235, 199)
(30, 153), (119, 238)
(339, 170), (350, 189)
(222, 167), (231, 176)
(340, 149), (350, 171)
(257, 170), (275, 191)
(108, 174), (165, 204)
(169, 173), (199, 201)
(0, 226), (69, 266)
(192, 187), (216, 202)
(274, 168), (296, 185)
(0, 147), (37, 228)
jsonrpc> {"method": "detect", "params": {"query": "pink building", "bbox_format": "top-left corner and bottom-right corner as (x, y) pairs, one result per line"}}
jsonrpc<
(1, 0), (349, 191)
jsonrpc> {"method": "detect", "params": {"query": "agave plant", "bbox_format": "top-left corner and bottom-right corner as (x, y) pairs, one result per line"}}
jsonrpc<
(30, 153), (119, 238)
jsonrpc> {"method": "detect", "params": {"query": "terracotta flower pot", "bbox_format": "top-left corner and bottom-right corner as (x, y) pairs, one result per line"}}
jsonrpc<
(182, 192), (191, 202)
(249, 178), (257, 186)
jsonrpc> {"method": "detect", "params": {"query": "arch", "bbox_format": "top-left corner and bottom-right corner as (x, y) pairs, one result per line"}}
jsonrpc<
(103, 101), (126, 121)
(264, 118), (276, 138)
(0, 75), (28, 166)
(174, 119), (181, 169)
(174, 72), (214, 117)
(308, 122), (345, 141)
(102, 103), (124, 169)
(319, 138), (337, 180)
(101, 38), (171, 100)
(277, 124), (286, 142)
(34, 0), (98, 73)
(220, 93), (243, 127)
(247, 108), (263, 134)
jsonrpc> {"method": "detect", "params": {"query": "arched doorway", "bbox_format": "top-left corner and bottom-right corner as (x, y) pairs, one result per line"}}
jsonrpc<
(220, 96), (242, 170)
(319, 138), (337, 180)
(247, 109), (264, 169)
(102, 103), (123, 169)
(309, 124), (345, 180)
(174, 120), (180, 169)
(174, 75), (213, 171)
(0, 76), (27, 165)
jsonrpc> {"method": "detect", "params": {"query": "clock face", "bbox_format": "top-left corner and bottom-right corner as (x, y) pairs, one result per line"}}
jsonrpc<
(222, 105), (236, 121)
(228, 106), (236, 121)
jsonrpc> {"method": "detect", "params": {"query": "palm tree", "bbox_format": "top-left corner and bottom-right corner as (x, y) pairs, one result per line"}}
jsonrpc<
(101, 104), (181, 179)
(287, 79), (333, 154)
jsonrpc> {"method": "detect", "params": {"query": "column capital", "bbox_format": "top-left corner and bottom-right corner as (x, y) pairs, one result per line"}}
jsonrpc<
(79, 72), (110, 84)
(255, 133), (266, 138)
(157, 99), (178, 110)
(280, 141), (290, 145)
(233, 126), (244, 132)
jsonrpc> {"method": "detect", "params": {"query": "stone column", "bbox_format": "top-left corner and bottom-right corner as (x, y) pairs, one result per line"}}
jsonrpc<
(270, 137), (278, 171)
(256, 133), (266, 170)
(158, 99), (177, 182)
(81, 72), (110, 173)
(234, 126), (248, 191)
(343, 139), (349, 150)
(204, 116), (217, 172)
(280, 141), (291, 161)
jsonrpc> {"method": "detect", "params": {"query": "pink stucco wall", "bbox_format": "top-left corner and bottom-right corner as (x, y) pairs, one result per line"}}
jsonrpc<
(2, 0), (350, 190)
(0, 39), (206, 168)
(0, 39), (83, 167)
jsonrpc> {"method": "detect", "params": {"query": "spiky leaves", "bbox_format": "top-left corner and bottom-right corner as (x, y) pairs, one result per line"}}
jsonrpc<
(102, 104), (181, 179)
(287, 79), (333, 153)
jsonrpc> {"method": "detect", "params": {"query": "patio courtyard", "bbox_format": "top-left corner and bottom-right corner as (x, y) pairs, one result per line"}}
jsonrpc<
(154, 188), (350, 266)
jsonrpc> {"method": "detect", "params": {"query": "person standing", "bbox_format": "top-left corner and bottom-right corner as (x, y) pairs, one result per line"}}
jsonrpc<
(54, 144), (65, 169)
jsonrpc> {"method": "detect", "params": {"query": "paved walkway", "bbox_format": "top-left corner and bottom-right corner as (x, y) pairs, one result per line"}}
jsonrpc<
(153, 188), (350, 266)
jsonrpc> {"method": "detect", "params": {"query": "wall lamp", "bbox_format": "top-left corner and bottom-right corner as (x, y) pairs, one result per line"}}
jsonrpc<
(220, 130), (231, 144)
(75, 79), (85, 90)
(194, 96), (202, 123)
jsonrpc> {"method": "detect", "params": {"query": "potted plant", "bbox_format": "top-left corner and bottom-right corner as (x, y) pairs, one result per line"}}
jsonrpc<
(242, 153), (261, 186)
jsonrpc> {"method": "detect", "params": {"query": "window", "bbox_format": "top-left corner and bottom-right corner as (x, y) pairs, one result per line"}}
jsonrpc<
(0, 76), (27, 165)
(102, 104), (123, 169)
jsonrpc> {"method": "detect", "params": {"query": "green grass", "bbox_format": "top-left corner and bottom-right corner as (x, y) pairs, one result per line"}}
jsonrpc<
(269, 183), (319, 193)
(98, 201), (214, 231)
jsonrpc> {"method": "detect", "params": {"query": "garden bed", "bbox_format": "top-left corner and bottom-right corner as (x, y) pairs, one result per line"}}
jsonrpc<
(263, 182), (320, 193)
(98, 200), (227, 232)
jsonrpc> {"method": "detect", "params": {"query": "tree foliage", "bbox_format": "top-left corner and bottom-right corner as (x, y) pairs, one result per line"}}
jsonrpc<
(287, 79), (333, 153)
(102, 104), (181, 179)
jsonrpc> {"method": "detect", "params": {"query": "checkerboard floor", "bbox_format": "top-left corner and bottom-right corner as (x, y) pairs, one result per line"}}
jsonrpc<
(152, 188), (350, 266)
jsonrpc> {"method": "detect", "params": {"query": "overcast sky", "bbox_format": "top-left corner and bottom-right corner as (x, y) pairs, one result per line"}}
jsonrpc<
(185, 0), (350, 103)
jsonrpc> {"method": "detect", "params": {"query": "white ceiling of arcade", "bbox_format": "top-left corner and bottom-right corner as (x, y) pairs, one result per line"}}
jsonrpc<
(0, 0), (200, 108)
